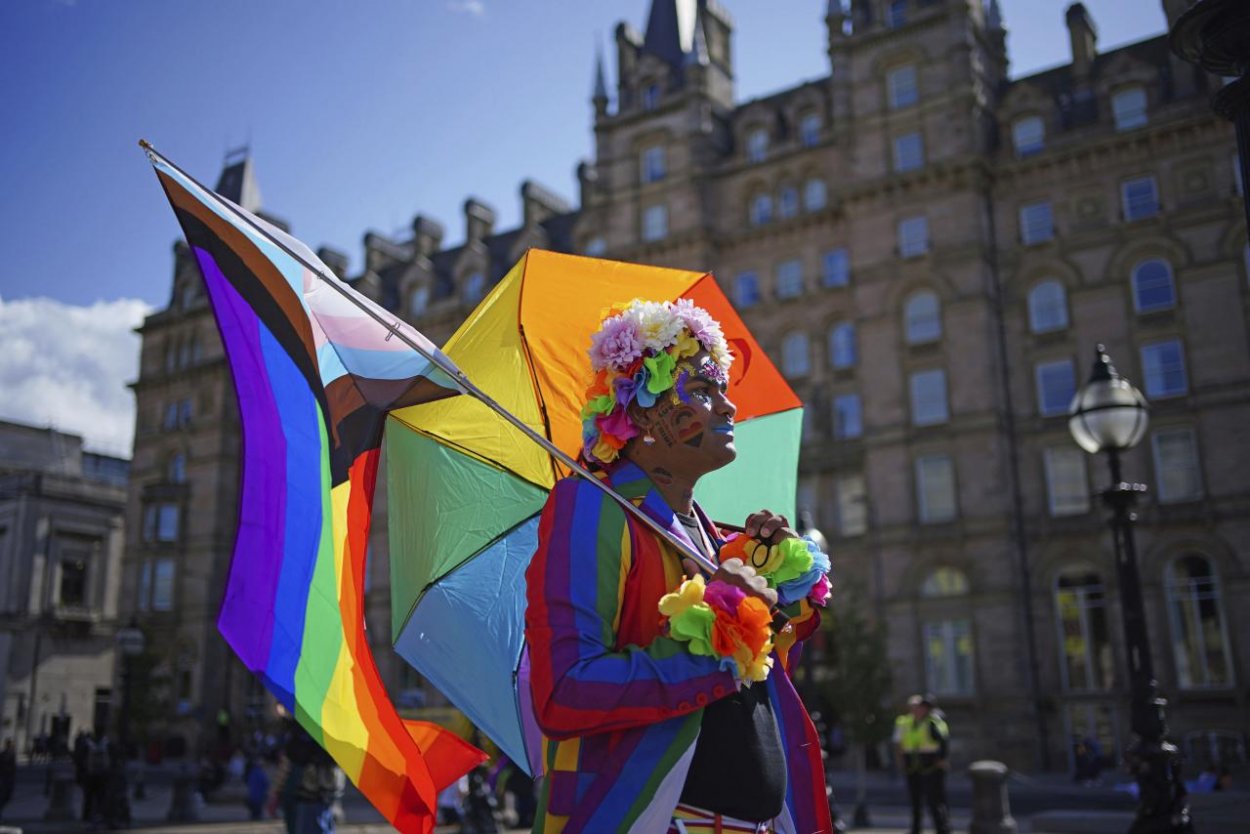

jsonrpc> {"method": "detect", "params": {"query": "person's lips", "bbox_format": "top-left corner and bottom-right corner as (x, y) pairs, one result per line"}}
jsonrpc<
(710, 423), (735, 436)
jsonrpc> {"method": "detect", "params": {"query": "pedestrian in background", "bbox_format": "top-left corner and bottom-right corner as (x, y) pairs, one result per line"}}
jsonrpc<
(893, 694), (950, 834)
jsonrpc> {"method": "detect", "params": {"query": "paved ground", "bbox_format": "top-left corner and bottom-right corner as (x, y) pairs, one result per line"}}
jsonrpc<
(2, 762), (1245, 833)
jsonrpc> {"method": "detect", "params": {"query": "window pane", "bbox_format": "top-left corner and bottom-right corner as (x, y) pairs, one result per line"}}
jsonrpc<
(1028, 281), (1068, 333)
(832, 393), (863, 439)
(916, 455), (956, 522)
(800, 113), (822, 147)
(409, 286), (429, 316)
(1132, 259), (1175, 312)
(1141, 340), (1187, 398)
(822, 248), (850, 287)
(836, 474), (868, 537)
(1166, 556), (1234, 688)
(1152, 428), (1203, 503)
(782, 332), (810, 377)
(463, 272), (486, 303)
(641, 146), (666, 183)
(143, 505), (158, 543)
(921, 567), (969, 597)
(1013, 116), (1045, 157)
(747, 129), (769, 163)
(1020, 201), (1054, 244)
(167, 453), (186, 484)
(899, 216), (929, 257)
(776, 260), (803, 299)
(829, 323), (857, 369)
(734, 272), (760, 309)
(888, 65), (918, 109)
(1035, 360), (1076, 417)
(778, 186), (799, 219)
(750, 194), (773, 226)
(157, 504), (180, 542)
(642, 204), (668, 241)
(584, 237), (607, 257)
(893, 132), (925, 172)
(1112, 87), (1147, 131)
(804, 178), (827, 211)
(888, 0), (907, 28)
(910, 369), (949, 425)
(1044, 447), (1090, 516)
(1122, 176), (1159, 221)
(152, 558), (175, 611)
(59, 558), (88, 607)
(1054, 571), (1114, 691)
(924, 620), (974, 696)
(905, 291), (941, 342)
(138, 559), (152, 612)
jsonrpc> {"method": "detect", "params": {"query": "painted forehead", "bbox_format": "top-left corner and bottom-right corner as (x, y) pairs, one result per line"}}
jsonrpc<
(678, 355), (729, 386)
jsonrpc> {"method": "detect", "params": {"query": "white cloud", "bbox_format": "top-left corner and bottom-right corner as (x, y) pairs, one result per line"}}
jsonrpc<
(0, 295), (150, 457)
(447, 0), (485, 17)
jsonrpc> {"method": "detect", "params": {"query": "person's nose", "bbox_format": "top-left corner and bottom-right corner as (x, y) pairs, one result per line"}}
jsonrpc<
(714, 390), (737, 419)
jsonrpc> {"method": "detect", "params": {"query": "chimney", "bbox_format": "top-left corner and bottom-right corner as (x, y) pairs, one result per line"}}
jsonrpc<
(1066, 3), (1098, 79)
(410, 214), (445, 259)
(463, 198), (496, 243)
(577, 160), (599, 208)
(521, 180), (572, 228)
(316, 246), (349, 278)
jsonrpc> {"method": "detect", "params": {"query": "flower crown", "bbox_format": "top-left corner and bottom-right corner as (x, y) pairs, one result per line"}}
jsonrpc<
(580, 299), (732, 465)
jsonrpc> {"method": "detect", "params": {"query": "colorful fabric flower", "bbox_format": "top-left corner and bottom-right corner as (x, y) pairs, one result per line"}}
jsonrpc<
(580, 298), (733, 464)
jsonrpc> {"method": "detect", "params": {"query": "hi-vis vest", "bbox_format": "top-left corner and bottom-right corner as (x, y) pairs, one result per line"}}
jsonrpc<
(895, 714), (948, 754)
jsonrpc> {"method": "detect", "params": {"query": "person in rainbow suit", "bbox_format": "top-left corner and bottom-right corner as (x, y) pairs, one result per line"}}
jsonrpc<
(525, 299), (834, 834)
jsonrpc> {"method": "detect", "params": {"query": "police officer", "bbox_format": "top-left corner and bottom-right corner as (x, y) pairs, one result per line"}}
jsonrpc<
(893, 694), (950, 834)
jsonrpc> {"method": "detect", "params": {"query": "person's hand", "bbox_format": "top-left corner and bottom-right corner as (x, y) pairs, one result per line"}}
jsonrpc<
(743, 509), (797, 543)
(682, 556), (777, 608)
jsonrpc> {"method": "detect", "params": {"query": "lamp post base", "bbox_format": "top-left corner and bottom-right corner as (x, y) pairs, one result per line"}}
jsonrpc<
(1125, 736), (1193, 834)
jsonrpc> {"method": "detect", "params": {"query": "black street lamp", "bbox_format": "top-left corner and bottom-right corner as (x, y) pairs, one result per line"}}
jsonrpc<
(1170, 0), (1250, 232)
(1067, 346), (1193, 834)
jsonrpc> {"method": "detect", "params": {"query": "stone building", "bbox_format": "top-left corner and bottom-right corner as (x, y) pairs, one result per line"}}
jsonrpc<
(125, 0), (1247, 771)
(0, 420), (128, 755)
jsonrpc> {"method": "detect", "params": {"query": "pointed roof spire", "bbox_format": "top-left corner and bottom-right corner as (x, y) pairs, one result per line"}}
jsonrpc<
(214, 146), (262, 212)
(684, 13), (709, 67)
(986, 0), (1004, 30)
(642, 0), (695, 68)
(593, 41), (609, 102)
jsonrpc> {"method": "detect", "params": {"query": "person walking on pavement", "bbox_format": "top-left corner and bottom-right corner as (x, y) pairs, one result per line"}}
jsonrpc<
(894, 694), (950, 834)
(0, 738), (16, 821)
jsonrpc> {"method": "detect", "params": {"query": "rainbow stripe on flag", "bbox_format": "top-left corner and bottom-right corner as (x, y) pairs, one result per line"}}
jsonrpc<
(146, 146), (484, 832)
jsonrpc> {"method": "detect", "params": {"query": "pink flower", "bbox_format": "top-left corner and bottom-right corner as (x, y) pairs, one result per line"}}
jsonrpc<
(589, 316), (644, 371)
(595, 405), (638, 443)
(703, 579), (746, 615)
(808, 574), (831, 607)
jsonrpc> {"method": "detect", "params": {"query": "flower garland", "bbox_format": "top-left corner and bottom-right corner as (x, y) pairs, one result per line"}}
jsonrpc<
(658, 536), (831, 684)
(581, 299), (733, 465)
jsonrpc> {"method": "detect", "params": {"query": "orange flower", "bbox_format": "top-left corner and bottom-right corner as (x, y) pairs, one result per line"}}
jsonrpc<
(709, 596), (773, 659)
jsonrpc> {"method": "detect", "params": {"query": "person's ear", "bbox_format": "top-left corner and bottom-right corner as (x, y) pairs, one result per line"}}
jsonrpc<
(627, 400), (655, 433)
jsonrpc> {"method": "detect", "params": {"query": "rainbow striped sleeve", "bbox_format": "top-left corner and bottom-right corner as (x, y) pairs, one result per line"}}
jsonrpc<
(524, 477), (735, 739)
(149, 152), (481, 833)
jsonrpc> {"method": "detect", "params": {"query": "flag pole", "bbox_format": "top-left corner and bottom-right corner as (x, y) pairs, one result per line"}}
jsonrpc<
(139, 140), (721, 577)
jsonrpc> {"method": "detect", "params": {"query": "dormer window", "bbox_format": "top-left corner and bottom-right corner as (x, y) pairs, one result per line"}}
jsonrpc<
(746, 128), (769, 164)
(409, 286), (429, 317)
(1112, 87), (1147, 131)
(642, 83), (661, 111)
(463, 272), (486, 304)
(1012, 116), (1045, 157)
(799, 112), (822, 147)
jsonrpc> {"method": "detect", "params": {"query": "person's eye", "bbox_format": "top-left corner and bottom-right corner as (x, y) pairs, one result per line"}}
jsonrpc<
(689, 388), (713, 403)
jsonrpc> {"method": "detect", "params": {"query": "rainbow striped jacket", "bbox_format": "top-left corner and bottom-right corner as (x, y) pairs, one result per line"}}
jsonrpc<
(524, 461), (832, 834)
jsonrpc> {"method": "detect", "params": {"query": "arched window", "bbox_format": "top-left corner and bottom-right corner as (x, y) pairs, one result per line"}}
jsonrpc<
(781, 331), (810, 378)
(1054, 570), (1114, 691)
(904, 290), (942, 344)
(166, 452), (186, 484)
(746, 128), (769, 163)
(828, 322), (857, 369)
(1132, 259), (1176, 313)
(920, 567), (975, 695)
(1165, 555), (1234, 688)
(777, 185), (799, 219)
(1028, 280), (1069, 333)
(799, 112), (822, 147)
(642, 82), (661, 111)
(803, 178), (827, 212)
(749, 193), (773, 226)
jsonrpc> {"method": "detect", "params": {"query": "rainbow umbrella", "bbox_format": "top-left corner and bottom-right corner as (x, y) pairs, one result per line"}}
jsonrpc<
(386, 249), (803, 776)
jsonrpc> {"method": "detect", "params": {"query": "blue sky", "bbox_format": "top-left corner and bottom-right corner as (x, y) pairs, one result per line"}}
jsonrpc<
(0, 0), (1168, 452)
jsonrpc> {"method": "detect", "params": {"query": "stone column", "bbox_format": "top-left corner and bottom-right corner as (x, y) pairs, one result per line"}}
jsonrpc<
(968, 760), (1017, 834)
